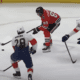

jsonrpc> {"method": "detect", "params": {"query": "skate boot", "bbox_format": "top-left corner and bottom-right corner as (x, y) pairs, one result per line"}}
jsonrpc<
(28, 74), (32, 80)
(42, 46), (51, 53)
(43, 43), (52, 46)
(50, 43), (52, 46)
(13, 71), (21, 79)
(43, 43), (46, 46)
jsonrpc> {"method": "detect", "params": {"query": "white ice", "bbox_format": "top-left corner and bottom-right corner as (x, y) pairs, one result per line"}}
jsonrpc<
(0, 3), (80, 80)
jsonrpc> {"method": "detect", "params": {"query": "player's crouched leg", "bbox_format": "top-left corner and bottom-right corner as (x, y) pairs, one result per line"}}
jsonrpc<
(27, 67), (33, 75)
(10, 53), (21, 79)
(27, 67), (33, 80)
(23, 56), (33, 80)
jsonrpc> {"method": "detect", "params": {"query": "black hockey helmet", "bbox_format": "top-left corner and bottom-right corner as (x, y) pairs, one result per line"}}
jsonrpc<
(36, 6), (43, 16)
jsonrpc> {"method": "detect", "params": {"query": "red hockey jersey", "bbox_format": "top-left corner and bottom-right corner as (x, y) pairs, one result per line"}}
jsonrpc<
(39, 9), (60, 29)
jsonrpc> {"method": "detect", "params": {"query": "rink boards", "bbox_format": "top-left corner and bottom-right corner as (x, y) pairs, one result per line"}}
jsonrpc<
(1, 0), (80, 3)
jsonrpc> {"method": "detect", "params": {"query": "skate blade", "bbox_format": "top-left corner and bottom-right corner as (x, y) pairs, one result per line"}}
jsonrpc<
(13, 76), (21, 79)
(43, 50), (51, 53)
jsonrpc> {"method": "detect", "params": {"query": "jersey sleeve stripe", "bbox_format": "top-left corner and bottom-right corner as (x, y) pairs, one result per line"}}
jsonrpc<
(73, 28), (79, 32)
(13, 46), (15, 51)
(30, 39), (37, 45)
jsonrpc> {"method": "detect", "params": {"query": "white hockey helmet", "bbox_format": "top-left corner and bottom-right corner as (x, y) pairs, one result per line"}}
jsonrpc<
(17, 26), (25, 34)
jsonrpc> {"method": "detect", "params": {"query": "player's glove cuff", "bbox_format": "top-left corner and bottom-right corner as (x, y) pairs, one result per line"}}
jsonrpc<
(77, 41), (80, 44)
(77, 38), (80, 44)
(33, 27), (40, 34)
(30, 47), (36, 54)
(62, 34), (70, 42)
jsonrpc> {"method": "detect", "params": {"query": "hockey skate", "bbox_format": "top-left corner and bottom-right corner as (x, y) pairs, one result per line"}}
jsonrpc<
(13, 71), (21, 79)
(43, 43), (52, 46)
(28, 74), (32, 80)
(42, 46), (51, 53)
(43, 43), (46, 46)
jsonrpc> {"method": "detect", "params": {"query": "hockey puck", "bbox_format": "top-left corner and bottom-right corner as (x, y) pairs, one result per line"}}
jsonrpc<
(2, 49), (4, 51)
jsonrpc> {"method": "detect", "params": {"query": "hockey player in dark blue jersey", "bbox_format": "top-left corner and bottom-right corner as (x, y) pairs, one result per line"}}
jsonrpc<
(10, 27), (37, 80)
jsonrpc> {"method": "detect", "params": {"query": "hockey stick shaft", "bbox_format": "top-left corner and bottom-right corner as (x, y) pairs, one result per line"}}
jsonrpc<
(65, 42), (76, 63)
(26, 29), (34, 33)
(0, 61), (20, 72)
(1, 40), (12, 46)
(3, 65), (12, 72)
(1, 29), (34, 46)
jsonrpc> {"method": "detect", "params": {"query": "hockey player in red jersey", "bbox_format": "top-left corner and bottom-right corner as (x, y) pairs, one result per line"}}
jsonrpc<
(10, 27), (37, 80)
(62, 19), (80, 43)
(32, 6), (61, 52)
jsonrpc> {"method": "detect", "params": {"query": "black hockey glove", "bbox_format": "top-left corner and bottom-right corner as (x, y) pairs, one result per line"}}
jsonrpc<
(62, 34), (70, 42)
(33, 27), (40, 34)
(30, 47), (36, 54)
(77, 41), (80, 44)
(77, 38), (80, 40)
(77, 38), (80, 44)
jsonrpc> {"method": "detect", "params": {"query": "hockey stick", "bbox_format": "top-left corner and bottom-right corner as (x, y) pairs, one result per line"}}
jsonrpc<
(1, 40), (12, 46)
(1, 29), (34, 46)
(65, 42), (77, 63)
(0, 51), (33, 72)
(0, 61), (20, 72)
(0, 65), (12, 72)
(26, 29), (34, 33)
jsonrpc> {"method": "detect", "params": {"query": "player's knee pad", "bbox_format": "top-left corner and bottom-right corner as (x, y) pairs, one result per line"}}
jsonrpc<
(27, 68), (33, 73)
(12, 62), (18, 68)
(44, 30), (50, 37)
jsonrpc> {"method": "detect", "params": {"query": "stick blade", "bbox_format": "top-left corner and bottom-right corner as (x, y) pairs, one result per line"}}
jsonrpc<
(72, 60), (77, 64)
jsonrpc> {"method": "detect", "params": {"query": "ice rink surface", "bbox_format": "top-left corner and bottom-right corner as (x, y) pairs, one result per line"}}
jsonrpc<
(0, 3), (80, 80)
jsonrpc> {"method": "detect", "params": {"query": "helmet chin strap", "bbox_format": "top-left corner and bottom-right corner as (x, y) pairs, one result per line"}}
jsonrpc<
(17, 31), (25, 35)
